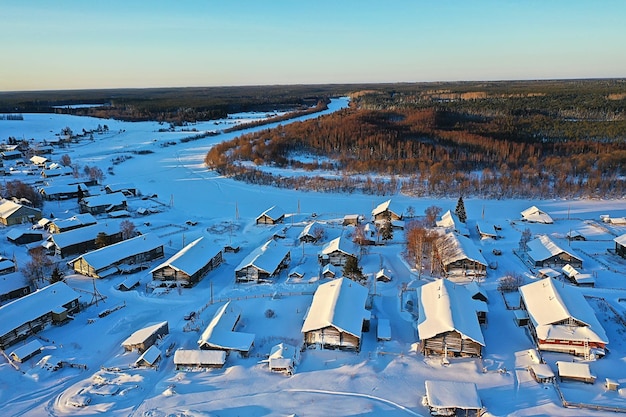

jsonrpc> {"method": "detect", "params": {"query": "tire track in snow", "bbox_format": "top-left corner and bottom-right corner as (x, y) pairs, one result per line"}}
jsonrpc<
(284, 388), (424, 416)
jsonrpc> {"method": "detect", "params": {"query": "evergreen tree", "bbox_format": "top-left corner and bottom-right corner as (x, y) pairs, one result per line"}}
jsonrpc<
(50, 266), (64, 283)
(95, 232), (110, 248)
(380, 211), (393, 242)
(343, 256), (363, 281)
(455, 195), (467, 223)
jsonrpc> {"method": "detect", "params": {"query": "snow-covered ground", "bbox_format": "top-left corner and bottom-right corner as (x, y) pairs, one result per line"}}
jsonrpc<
(1, 98), (626, 417)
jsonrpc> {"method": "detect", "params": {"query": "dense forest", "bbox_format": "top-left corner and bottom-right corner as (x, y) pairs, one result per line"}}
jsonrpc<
(205, 79), (626, 198)
(0, 84), (353, 124)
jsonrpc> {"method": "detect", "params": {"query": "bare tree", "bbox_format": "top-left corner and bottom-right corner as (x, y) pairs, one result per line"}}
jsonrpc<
(424, 205), (442, 227)
(60, 154), (72, 167)
(120, 220), (137, 240)
(23, 247), (53, 288)
(519, 228), (532, 252)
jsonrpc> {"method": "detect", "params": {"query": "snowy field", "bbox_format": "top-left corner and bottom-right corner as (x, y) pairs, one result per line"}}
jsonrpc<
(1, 98), (626, 417)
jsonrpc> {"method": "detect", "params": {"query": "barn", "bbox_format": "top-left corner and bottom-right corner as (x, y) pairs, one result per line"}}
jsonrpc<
(197, 302), (255, 356)
(519, 278), (608, 359)
(69, 234), (164, 278)
(79, 192), (127, 215)
(151, 237), (222, 286)
(6, 229), (44, 245)
(416, 279), (486, 357)
(48, 222), (123, 258)
(0, 271), (30, 302)
(301, 278), (370, 352)
(437, 232), (487, 277)
(174, 349), (226, 370)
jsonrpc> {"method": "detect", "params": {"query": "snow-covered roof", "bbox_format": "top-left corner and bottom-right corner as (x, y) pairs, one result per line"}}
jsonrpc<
(257, 205), (286, 221)
(40, 183), (86, 196)
(322, 263), (337, 276)
(151, 237), (221, 277)
(9, 339), (43, 362)
(41, 165), (73, 177)
(268, 342), (299, 370)
(556, 361), (594, 379)
(537, 268), (561, 279)
(50, 213), (97, 231)
(416, 279), (485, 346)
(439, 232), (487, 268)
(529, 363), (555, 380)
(476, 220), (497, 237)
(0, 200), (24, 218)
(436, 210), (469, 236)
(319, 236), (357, 257)
(519, 278), (608, 344)
(614, 234), (626, 247)
(6, 228), (42, 240)
(235, 240), (290, 275)
(69, 234), (163, 272)
(425, 380), (482, 410)
(29, 155), (48, 165)
(0, 282), (79, 338)
(135, 345), (161, 366)
(121, 321), (168, 348)
(521, 206), (553, 223)
(0, 271), (28, 295)
(561, 264), (579, 278)
(372, 199), (391, 216)
(51, 222), (119, 249)
(301, 277), (370, 338)
(527, 235), (581, 264)
(81, 192), (126, 208)
(105, 182), (136, 192)
(198, 302), (255, 352)
(173, 349), (226, 366)
(298, 221), (322, 239)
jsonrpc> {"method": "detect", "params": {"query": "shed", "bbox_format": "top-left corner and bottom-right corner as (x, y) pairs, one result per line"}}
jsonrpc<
(173, 349), (226, 370)
(605, 378), (620, 391)
(423, 380), (483, 417)
(528, 363), (555, 383)
(134, 345), (161, 368)
(537, 268), (561, 279)
(9, 339), (43, 363)
(7, 229), (43, 245)
(318, 237), (357, 267)
(256, 206), (286, 225)
(268, 342), (300, 375)
(513, 309), (529, 327)
(375, 268), (392, 282)
(342, 214), (360, 226)
(198, 302), (255, 355)
(556, 361), (596, 384)
(521, 206), (553, 224)
(121, 321), (169, 353)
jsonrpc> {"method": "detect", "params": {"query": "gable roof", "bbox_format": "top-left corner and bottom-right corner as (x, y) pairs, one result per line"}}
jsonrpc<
(320, 236), (357, 257)
(301, 277), (370, 337)
(69, 234), (163, 272)
(298, 221), (322, 240)
(416, 279), (485, 346)
(198, 301), (255, 352)
(519, 278), (607, 344)
(614, 233), (626, 247)
(521, 206), (553, 224)
(173, 349), (226, 367)
(235, 240), (290, 275)
(121, 321), (169, 347)
(81, 192), (126, 208)
(51, 221), (119, 250)
(151, 237), (221, 276)
(0, 200), (40, 219)
(439, 232), (487, 268)
(257, 206), (286, 221)
(527, 235), (581, 263)
(371, 199), (403, 218)
(436, 210), (470, 236)
(0, 282), (79, 338)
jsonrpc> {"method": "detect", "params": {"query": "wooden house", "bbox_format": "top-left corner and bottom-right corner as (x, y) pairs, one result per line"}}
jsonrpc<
(342, 214), (360, 226)
(69, 234), (164, 278)
(528, 363), (555, 383)
(1, 150), (22, 160)
(79, 192), (127, 215)
(436, 210), (470, 237)
(371, 199), (403, 222)
(561, 264), (594, 287)
(0, 272), (30, 302)
(151, 237), (222, 286)
(301, 278), (370, 351)
(29, 155), (49, 167)
(476, 221), (498, 239)
(521, 206), (553, 224)
(526, 235), (583, 268)
(0, 282), (80, 350)
(173, 349), (226, 370)
(298, 221), (323, 243)
(566, 230), (586, 241)
(322, 264), (338, 279)
(416, 279), (486, 357)
(614, 234), (626, 259)
(0, 200), (42, 226)
(537, 268), (561, 280)
(7, 229), (43, 245)
(134, 345), (161, 368)
(556, 361), (596, 384)
(197, 302), (255, 356)
(104, 182), (137, 197)
(9, 339), (43, 363)
(48, 222), (123, 258)
(121, 321), (169, 353)
(48, 213), (97, 234)
(39, 183), (88, 201)
(318, 237), (357, 267)
(519, 278), (608, 359)
(41, 165), (73, 178)
(234, 240), (290, 283)
(256, 206), (286, 225)
(437, 232), (487, 277)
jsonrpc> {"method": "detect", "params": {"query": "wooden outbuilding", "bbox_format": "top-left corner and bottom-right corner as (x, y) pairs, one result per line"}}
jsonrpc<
(197, 302), (255, 356)
(173, 349), (226, 370)
(134, 345), (161, 368)
(614, 234), (626, 259)
(234, 240), (290, 283)
(556, 361), (596, 384)
(9, 339), (43, 363)
(0, 200), (42, 226)
(79, 192), (127, 215)
(526, 235), (583, 268)
(371, 199), (403, 222)
(121, 321), (169, 353)
(423, 380), (484, 417)
(256, 206), (286, 225)
(318, 237), (357, 267)
(7, 229), (43, 245)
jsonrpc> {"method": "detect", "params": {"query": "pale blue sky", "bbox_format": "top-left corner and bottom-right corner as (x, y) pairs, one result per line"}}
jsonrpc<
(1, 1), (625, 91)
